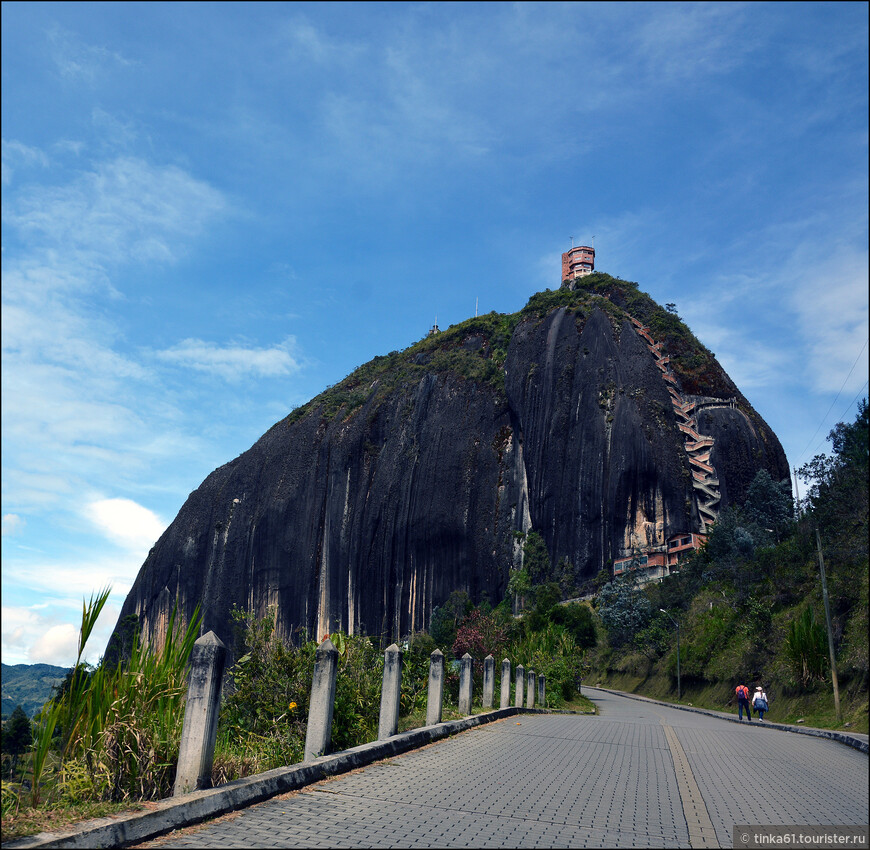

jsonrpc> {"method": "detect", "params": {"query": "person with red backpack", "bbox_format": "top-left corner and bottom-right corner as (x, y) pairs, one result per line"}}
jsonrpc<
(735, 682), (753, 721)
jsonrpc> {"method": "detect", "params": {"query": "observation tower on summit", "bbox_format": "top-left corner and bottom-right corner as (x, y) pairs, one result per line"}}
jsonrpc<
(561, 241), (595, 282)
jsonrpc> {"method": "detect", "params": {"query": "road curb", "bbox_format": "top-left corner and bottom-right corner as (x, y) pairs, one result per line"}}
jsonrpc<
(586, 686), (869, 754)
(5, 707), (547, 849)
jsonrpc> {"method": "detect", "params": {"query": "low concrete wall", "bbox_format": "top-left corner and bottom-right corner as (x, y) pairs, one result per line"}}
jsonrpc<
(7, 707), (546, 850)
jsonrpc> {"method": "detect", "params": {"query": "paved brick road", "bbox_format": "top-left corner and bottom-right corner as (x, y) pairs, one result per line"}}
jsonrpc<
(141, 688), (868, 849)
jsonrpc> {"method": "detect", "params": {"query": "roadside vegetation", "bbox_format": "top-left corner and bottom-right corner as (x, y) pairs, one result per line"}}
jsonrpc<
(1, 574), (593, 840)
(587, 401), (868, 732)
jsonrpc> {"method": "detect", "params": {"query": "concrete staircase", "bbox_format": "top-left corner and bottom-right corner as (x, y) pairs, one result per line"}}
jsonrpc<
(629, 316), (721, 532)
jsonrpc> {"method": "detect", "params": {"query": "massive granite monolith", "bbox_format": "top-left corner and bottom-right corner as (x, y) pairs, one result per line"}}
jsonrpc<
(112, 274), (788, 655)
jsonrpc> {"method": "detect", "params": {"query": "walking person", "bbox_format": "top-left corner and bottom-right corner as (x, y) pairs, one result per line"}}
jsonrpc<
(735, 682), (753, 721)
(753, 686), (769, 721)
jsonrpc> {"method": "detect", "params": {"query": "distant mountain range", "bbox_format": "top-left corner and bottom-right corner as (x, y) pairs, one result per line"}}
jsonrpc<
(1, 663), (69, 719)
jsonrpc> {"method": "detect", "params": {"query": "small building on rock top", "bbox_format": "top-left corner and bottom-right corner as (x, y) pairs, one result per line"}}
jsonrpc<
(561, 244), (595, 282)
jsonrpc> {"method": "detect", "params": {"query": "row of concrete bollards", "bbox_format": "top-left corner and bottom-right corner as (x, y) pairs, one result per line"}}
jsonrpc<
(173, 631), (545, 797)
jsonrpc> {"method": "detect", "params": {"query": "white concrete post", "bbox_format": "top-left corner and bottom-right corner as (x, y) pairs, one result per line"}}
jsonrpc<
(458, 653), (473, 715)
(527, 668), (536, 707)
(482, 655), (495, 709)
(500, 659), (511, 709)
(303, 637), (339, 762)
(174, 631), (226, 796)
(378, 643), (403, 740)
(515, 664), (525, 708)
(426, 648), (445, 726)
(538, 673), (546, 707)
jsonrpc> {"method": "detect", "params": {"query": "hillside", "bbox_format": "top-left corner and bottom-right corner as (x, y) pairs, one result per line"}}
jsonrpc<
(110, 273), (789, 658)
(587, 400), (869, 731)
(1, 663), (68, 719)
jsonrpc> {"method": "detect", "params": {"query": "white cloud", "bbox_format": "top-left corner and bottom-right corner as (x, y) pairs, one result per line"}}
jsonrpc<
(627, 3), (757, 84)
(3, 550), (142, 601)
(30, 623), (79, 667)
(1, 138), (49, 185)
(279, 16), (363, 66)
(1, 148), (229, 516)
(1, 548), (143, 665)
(154, 336), (301, 381)
(2, 514), (25, 536)
(685, 317), (793, 392)
(90, 107), (139, 151)
(4, 155), (225, 266)
(85, 497), (166, 551)
(2, 598), (123, 667)
(46, 24), (135, 82)
(789, 245), (869, 395)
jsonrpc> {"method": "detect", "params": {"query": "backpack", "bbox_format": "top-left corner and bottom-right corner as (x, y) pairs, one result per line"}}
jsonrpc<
(736, 685), (749, 700)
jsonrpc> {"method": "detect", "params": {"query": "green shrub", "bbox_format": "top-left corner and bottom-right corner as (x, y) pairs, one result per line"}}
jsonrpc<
(549, 603), (597, 649)
(508, 622), (586, 705)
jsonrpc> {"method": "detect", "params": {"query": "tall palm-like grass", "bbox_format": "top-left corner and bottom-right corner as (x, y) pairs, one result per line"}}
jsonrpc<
(785, 606), (829, 685)
(28, 587), (111, 806)
(29, 588), (202, 807)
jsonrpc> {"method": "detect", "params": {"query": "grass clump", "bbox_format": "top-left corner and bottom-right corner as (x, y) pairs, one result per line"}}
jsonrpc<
(1, 589), (200, 841)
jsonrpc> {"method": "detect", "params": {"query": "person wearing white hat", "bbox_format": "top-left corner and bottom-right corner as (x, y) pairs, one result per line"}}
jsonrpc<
(753, 685), (769, 721)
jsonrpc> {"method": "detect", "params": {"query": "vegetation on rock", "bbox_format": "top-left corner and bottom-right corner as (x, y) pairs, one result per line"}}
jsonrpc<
(284, 274), (735, 429)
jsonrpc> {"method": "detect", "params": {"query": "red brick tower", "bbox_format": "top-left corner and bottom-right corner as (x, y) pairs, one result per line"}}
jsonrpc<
(561, 244), (595, 283)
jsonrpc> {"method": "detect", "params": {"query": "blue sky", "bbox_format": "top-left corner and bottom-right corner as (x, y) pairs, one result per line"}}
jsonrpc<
(2, 2), (867, 668)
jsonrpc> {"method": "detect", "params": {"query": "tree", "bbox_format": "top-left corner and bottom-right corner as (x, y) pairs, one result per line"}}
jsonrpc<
(525, 582), (562, 632)
(799, 399), (868, 534)
(506, 567), (531, 602)
(744, 469), (793, 539)
(523, 532), (551, 584)
(828, 398), (869, 469)
(1, 705), (33, 777)
(597, 575), (652, 648)
(430, 590), (473, 649)
(549, 603), (597, 649)
(702, 504), (756, 566)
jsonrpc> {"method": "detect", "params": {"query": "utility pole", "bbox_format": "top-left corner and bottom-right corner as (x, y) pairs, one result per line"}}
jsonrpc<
(793, 467), (801, 518)
(815, 528), (841, 722)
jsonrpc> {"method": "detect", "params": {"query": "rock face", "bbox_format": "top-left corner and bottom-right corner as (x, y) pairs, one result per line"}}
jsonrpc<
(114, 275), (789, 653)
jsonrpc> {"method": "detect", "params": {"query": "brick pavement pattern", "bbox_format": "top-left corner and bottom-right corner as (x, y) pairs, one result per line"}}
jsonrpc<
(147, 689), (868, 849)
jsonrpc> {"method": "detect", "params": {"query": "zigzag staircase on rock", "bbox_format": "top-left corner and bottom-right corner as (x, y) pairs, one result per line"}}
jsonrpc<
(628, 316), (721, 532)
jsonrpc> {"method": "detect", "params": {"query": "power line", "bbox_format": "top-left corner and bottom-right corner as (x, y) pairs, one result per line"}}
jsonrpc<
(795, 338), (869, 464)
(802, 379), (869, 464)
